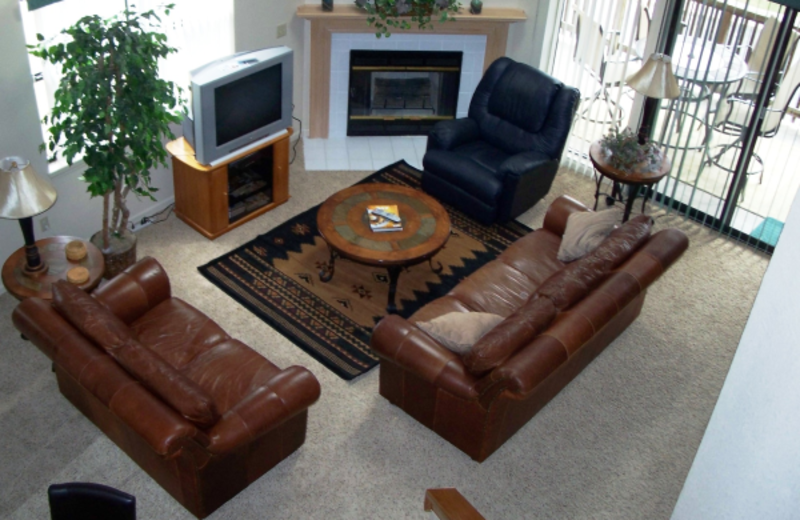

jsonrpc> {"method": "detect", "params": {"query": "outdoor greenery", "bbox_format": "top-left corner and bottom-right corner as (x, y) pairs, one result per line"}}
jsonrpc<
(355, 0), (462, 38)
(599, 127), (664, 174)
(28, 4), (184, 249)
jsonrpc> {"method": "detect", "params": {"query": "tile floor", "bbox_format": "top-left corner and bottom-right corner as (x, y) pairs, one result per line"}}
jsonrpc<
(302, 136), (427, 171)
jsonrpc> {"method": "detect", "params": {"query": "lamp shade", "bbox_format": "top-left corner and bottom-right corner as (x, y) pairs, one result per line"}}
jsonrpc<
(626, 53), (681, 99)
(0, 157), (57, 219)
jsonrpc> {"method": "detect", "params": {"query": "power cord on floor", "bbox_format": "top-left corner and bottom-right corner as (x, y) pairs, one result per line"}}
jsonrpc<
(290, 104), (303, 165)
(136, 203), (175, 228)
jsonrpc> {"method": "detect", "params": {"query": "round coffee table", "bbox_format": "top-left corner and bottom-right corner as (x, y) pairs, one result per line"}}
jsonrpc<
(2, 236), (105, 301)
(316, 183), (451, 314)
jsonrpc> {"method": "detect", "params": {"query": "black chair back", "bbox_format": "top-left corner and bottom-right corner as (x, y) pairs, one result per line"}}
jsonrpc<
(48, 482), (136, 520)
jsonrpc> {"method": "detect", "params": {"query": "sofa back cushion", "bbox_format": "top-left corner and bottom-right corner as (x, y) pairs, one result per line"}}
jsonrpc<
(536, 214), (653, 310)
(463, 296), (557, 375)
(52, 281), (220, 428)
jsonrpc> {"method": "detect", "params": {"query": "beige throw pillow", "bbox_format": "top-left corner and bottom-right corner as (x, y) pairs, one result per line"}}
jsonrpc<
(417, 312), (505, 355)
(557, 208), (621, 262)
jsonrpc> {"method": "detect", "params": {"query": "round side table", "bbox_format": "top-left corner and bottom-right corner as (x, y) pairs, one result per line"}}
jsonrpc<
(2, 236), (105, 300)
(589, 140), (671, 222)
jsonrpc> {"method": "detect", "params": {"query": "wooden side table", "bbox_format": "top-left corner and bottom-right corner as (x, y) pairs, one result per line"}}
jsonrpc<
(589, 140), (671, 222)
(2, 236), (105, 301)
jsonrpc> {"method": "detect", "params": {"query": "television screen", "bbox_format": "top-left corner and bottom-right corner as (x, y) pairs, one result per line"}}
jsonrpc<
(215, 64), (283, 147)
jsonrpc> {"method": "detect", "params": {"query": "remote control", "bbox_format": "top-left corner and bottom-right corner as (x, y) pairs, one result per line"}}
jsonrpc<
(369, 208), (401, 223)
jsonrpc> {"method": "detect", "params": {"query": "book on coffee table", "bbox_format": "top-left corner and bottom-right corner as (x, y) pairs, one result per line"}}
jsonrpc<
(367, 205), (403, 232)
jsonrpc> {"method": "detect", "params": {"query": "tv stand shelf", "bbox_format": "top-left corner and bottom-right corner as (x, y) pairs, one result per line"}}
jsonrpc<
(166, 128), (291, 240)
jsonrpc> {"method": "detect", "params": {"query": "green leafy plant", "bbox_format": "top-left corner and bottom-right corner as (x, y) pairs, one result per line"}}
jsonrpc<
(599, 128), (664, 174)
(355, 0), (462, 38)
(29, 4), (184, 249)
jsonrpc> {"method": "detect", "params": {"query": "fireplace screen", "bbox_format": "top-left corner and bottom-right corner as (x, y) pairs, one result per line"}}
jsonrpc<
(348, 50), (462, 136)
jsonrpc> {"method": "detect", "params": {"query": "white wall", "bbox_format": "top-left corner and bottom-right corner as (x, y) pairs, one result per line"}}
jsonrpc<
(671, 190), (800, 517)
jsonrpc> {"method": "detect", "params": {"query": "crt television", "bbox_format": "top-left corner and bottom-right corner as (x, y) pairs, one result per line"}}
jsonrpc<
(183, 46), (293, 165)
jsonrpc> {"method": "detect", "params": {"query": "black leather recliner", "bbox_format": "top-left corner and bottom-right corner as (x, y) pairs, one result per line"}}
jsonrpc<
(422, 57), (580, 225)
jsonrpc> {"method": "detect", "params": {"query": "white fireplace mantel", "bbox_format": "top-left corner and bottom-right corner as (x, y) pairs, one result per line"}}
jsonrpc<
(297, 5), (526, 138)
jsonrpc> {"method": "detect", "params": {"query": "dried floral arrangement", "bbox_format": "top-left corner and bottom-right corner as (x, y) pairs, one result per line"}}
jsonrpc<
(599, 128), (664, 174)
(355, 0), (461, 38)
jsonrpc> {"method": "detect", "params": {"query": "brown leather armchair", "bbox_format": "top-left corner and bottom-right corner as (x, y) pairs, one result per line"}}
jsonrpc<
(13, 257), (321, 518)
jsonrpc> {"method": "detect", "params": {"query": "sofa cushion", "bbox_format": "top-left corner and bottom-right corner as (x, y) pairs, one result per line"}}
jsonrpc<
(587, 214), (654, 271)
(52, 281), (220, 428)
(535, 214), (653, 310)
(181, 339), (282, 414)
(463, 296), (557, 375)
(131, 298), (230, 369)
(417, 312), (505, 355)
(557, 207), (621, 262)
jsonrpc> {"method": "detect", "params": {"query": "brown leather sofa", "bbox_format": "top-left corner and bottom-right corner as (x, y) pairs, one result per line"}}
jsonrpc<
(13, 257), (321, 518)
(371, 195), (689, 462)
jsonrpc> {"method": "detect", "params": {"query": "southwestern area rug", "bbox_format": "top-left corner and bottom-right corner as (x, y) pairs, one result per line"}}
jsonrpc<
(198, 160), (532, 380)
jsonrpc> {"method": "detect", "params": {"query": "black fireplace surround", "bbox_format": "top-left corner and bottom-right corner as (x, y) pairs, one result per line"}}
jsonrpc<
(348, 50), (462, 136)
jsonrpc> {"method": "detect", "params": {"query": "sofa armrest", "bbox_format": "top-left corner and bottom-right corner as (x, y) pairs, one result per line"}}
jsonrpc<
(92, 256), (172, 324)
(426, 118), (480, 152)
(371, 315), (480, 400)
(206, 366), (321, 454)
(542, 195), (591, 237)
(107, 380), (209, 456)
(13, 297), (73, 361)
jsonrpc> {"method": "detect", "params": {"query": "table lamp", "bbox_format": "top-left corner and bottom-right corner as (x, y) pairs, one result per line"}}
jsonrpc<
(0, 156), (58, 276)
(626, 53), (681, 145)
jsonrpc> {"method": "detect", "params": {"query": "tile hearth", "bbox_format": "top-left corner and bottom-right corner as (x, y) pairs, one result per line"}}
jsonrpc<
(302, 136), (426, 172)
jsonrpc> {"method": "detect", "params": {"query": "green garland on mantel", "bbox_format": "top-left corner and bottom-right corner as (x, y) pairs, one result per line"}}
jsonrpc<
(355, 0), (462, 38)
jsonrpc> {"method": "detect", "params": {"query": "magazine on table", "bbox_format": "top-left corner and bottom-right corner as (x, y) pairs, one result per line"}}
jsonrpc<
(367, 205), (403, 232)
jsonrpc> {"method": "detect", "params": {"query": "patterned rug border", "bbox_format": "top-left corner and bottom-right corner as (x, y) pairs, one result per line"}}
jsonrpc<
(198, 160), (533, 380)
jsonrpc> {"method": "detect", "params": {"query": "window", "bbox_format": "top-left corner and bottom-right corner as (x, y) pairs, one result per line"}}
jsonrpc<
(20, 0), (235, 173)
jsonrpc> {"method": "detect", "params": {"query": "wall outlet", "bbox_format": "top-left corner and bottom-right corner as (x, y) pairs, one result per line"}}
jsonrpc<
(277, 23), (287, 39)
(40, 216), (50, 232)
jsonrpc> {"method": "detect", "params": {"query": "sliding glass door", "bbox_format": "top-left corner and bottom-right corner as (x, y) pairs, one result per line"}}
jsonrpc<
(548, 0), (800, 252)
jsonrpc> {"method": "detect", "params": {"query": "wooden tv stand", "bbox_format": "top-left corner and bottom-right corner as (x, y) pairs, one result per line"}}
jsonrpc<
(166, 128), (291, 240)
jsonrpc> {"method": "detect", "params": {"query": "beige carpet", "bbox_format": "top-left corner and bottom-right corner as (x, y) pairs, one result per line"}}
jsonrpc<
(0, 142), (769, 519)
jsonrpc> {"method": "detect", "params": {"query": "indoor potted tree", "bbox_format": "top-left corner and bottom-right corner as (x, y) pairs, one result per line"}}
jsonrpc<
(29, 4), (184, 278)
(355, 0), (462, 37)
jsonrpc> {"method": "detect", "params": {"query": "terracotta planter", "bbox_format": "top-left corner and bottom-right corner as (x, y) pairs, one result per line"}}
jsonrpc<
(90, 229), (137, 279)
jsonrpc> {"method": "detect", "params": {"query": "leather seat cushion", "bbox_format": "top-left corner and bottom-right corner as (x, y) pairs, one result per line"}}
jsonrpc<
(131, 298), (230, 369)
(497, 229), (565, 288)
(181, 339), (282, 414)
(448, 261), (540, 317)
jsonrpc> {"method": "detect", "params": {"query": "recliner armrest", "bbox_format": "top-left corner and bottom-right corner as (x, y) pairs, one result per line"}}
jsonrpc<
(371, 315), (480, 400)
(427, 118), (480, 151)
(206, 366), (321, 454)
(497, 151), (555, 181)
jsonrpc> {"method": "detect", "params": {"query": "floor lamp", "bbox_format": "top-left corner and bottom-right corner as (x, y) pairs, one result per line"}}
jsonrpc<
(0, 157), (58, 276)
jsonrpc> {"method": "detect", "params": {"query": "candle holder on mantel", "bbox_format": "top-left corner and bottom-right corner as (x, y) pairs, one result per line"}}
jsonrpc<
(470, 0), (482, 14)
(322, 0), (333, 11)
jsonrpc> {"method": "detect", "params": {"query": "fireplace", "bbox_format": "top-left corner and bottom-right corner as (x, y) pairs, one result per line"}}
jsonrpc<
(347, 50), (462, 136)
